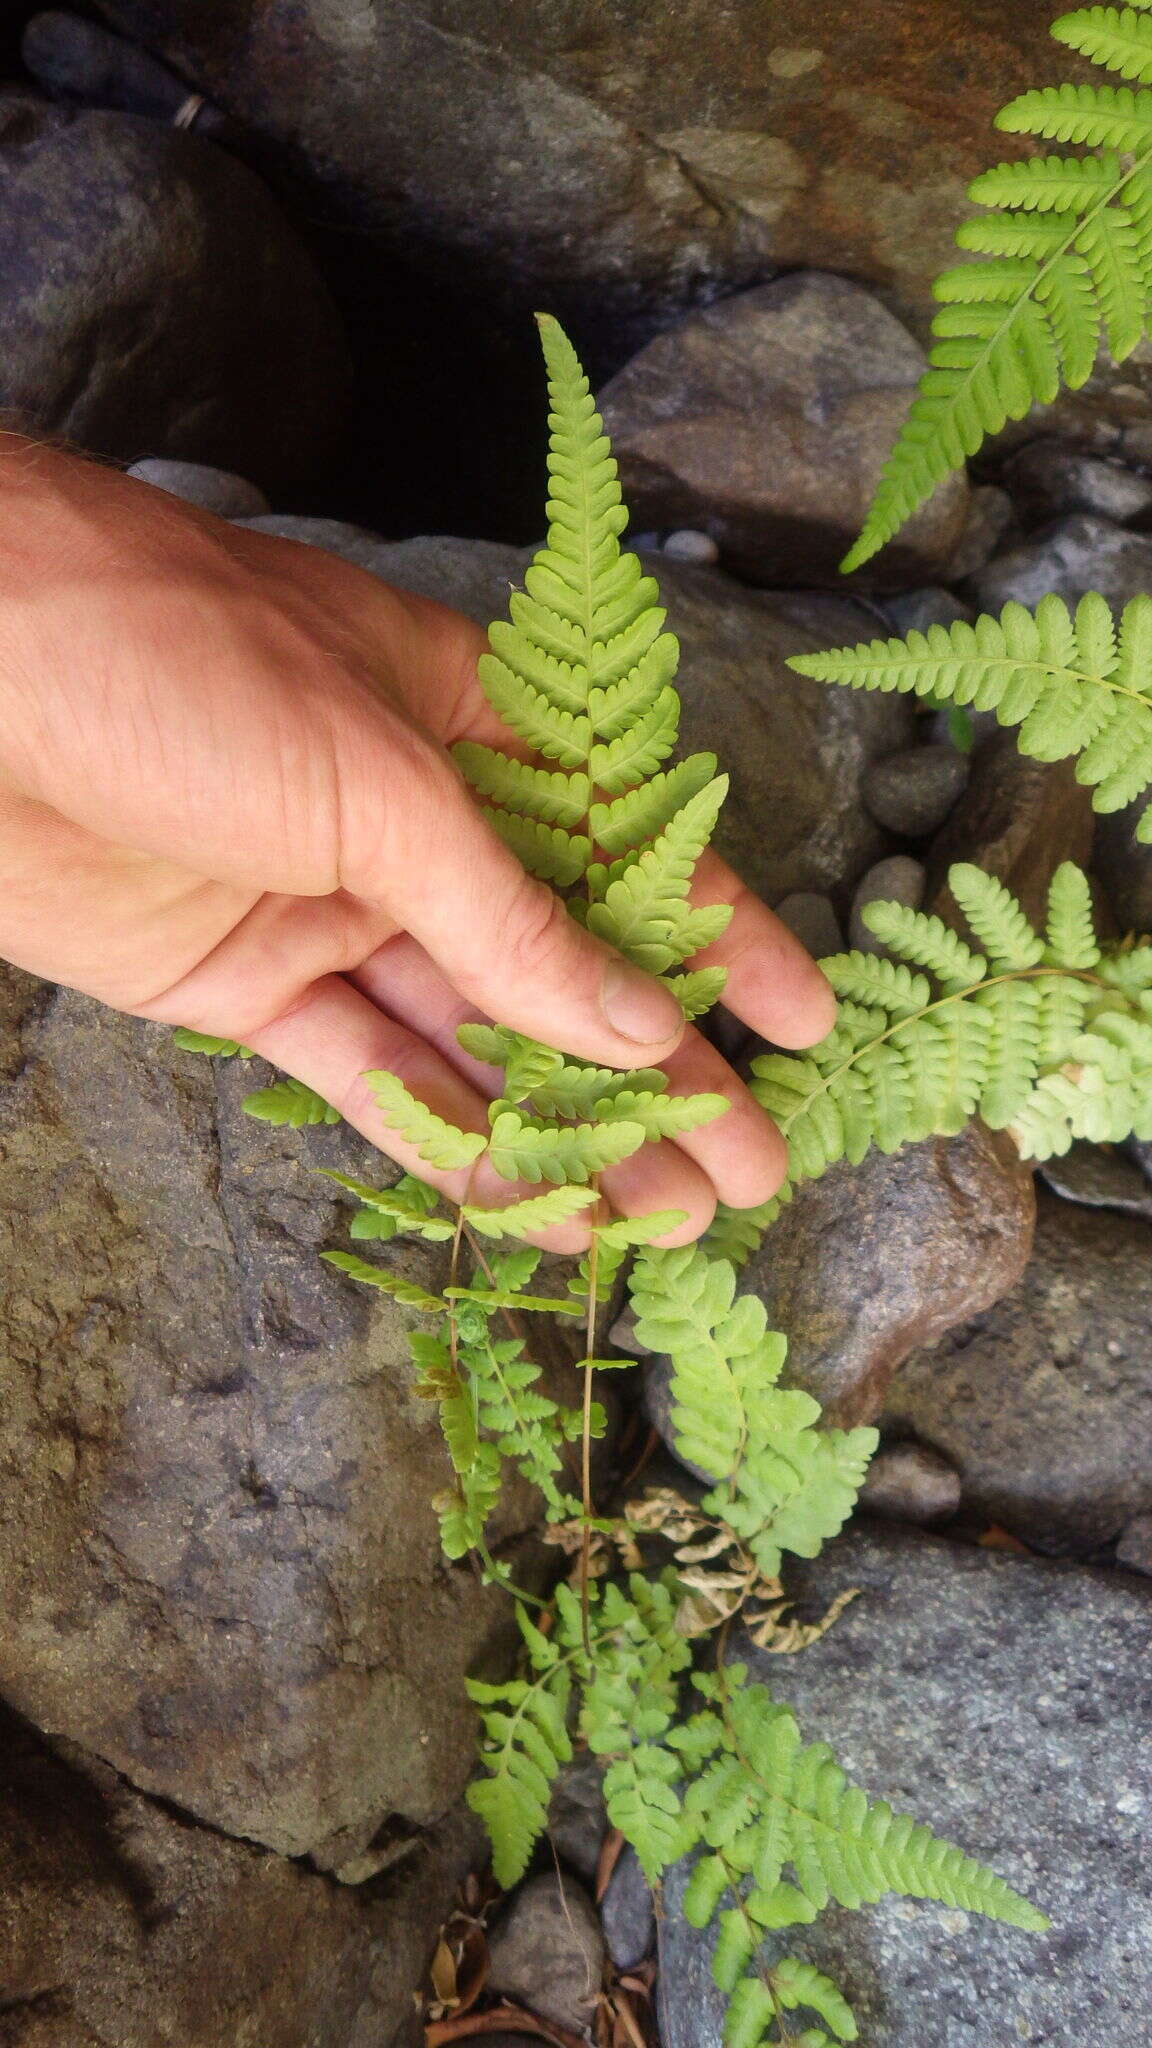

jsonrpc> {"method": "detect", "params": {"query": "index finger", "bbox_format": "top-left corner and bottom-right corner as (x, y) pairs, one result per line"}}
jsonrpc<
(685, 850), (838, 1049)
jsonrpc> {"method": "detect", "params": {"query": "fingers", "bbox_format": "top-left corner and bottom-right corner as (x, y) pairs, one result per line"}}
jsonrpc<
(332, 720), (687, 1071)
(686, 850), (838, 1049)
(655, 1028), (789, 1211)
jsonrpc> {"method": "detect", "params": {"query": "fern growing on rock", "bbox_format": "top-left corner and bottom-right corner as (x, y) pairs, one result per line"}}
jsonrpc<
(846, 1), (1152, 570)
(170, 319), (1065, 2047)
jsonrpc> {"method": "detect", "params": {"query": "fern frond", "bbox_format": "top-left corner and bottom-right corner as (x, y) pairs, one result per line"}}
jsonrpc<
(243, 1077), (341, 1126)
(466, 1645), (574, 1886)
(365, 1070), (487, 1170)
(586, 776), (729, 970)
(789, 593), (1152, 826)
(324, 1168), (455, 1242)
(750, 859), (1152, 1201)
(591, 752), (719, 853)
(481, 806), (591, 886)
(844, 4), (1152, 568)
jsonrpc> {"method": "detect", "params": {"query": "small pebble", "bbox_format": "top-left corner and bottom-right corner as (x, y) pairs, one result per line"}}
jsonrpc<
(628, 530), (661, 553)
(1117, 1514), (1152, 1577)
(487, 1873), (604, 2031)
(662, 527), (718, 563)
(849, 856), (925, 955)
(863, 743), (969, 838)
(944, 484), (1014, 580)
(127, 458), (270, 519)
(600, 1845), (655, 1969)
(773, 891), (843, 960)
(1004, 439), (1152, 528)
(861, 1442), (962, 1524)
(883, 586), (973, 636)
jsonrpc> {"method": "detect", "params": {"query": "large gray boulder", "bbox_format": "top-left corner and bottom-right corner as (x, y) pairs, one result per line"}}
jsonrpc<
(0, 94), (348, 484)
(0, 971), (557, 1878)
(657, 1527), (1152, 2048)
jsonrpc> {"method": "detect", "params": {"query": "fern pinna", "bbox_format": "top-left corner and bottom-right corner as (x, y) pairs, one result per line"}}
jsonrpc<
(846, 2), (1152, 570)
(789, 591), (1152, 843)
(745, 859), (1152, 1234)
(172, 320), (1057, 2047)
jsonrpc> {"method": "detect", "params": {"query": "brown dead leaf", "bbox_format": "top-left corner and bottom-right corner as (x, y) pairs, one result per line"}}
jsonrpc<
(594, 1825), (625, 1903)
(746, 1585), (860, 1653)
(427, 2004), (589, 2048)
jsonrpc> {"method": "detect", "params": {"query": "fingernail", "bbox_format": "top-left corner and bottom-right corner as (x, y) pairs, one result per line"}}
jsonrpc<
(601, 961), (683, 1046)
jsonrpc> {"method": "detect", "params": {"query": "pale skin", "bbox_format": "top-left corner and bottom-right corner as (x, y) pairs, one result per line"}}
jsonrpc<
(0, 439), (837, 1248)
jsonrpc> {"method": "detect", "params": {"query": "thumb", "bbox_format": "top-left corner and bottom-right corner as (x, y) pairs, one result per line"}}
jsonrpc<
(347, 724), (686, 1068)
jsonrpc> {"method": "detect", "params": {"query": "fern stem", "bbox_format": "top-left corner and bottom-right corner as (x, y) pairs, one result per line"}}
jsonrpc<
(579, 1204), (602, 1655)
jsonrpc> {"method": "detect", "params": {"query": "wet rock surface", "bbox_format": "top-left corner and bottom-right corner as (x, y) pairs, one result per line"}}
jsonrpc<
(658, 1527), (1152, 2048)
(971, 513), (1152, 616)
(863, 743), (969, 839)
(0, 95), (348, 484)
(1002, 439), (1152, 529)
(859, 1441), (962, 1525)
(884, 1189), (1152, 1557)
(598, 274), (969, 586)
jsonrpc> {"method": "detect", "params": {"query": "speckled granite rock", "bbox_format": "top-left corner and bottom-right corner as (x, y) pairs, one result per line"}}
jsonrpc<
(656, 1526), (1151, 2048)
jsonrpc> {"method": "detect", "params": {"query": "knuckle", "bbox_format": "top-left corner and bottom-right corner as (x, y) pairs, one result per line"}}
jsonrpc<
(492, 877), (581, 992)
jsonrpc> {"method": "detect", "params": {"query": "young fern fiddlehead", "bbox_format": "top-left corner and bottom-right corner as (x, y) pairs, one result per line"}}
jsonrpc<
(845, 1), (1152, 570)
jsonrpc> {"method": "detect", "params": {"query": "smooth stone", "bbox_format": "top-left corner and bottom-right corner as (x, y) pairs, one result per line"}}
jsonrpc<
(1037, 1141), (1152, 1223)
(546, 1753), (608, 1884)
(127, 457), (270, 518)
(943, 483), (1015, 580)
(1117, 1514), (1152, 1575)
(600, 1844), (656, 1969)
(486, 1874), (605, 2031)
(883, 586), (973, 635)
(848, 855), (925, 956)
(860, 1441), (962, 1523)
(773, 891), (844, 960)
(885, 1189), (1152, 1555)
(0, 97), (348, 485)
(728, 1528), (1152, 2046)
(647, 1122), (1035, 1437)
(1004, 438), (1152, 528)
(971, 513), (1152, 616)
(598, 274), (969, 588)
(927, 729), (1095, 933)
(234, 525), (915, 906)
(606, 1303), (652, 1359)
(663, 527), (719, 562)
(863, 743), (969, 838)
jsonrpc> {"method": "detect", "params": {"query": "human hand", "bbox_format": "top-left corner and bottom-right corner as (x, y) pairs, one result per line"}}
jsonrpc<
(0, 441), (835, 1242)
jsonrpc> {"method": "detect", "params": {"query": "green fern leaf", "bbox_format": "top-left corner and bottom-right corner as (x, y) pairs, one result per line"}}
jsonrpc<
(844, 7), (1152, 568)
(789, 593), (1152, 825)
(466, 1660), (574, 1887)
(481, 807), (591, 886)
(321, 1250), (445, 1313)
(860, 903), (986, 988)
(591, 752), (719, 853)
(1046, 861), (1102, 965)
(453, 744), (591, 827)
(947, 864), (1046, 968)
(173, 1028), (254, 1057)
(323, 1169), (455, 1241)
(488, 1109), (647, 1184)
(243, 1077), (341, 1127)
(462, 1186), (599, 1237)
(365, 1071), (487, 1170)
(771, 1961), (858, 2043)
(663, 965), (730, 1018)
